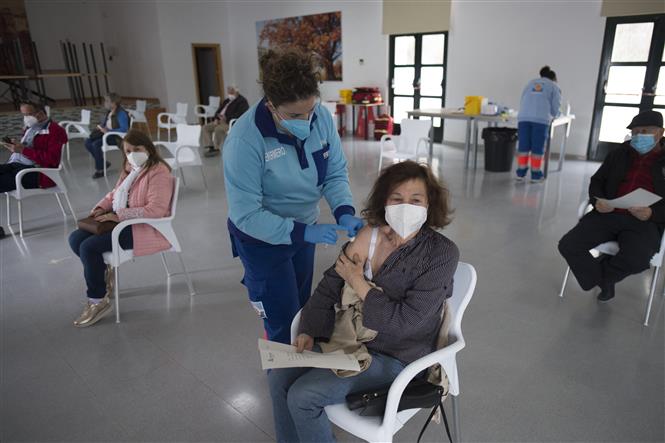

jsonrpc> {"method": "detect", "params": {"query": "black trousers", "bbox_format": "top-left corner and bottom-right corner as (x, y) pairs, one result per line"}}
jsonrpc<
(0, 163), (39, 193)
(558, 211), (660, 291)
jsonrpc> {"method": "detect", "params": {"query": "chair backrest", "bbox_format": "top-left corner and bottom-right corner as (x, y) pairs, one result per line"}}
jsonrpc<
(81, 109), (91, 125)
(398, 118), (432, 154)
(176, 102), (188, 117)
(209, 96), (221, 109)
(136, 100), (147, 113)
(175, 124), (201, 147)
(447, 262), (477, 342)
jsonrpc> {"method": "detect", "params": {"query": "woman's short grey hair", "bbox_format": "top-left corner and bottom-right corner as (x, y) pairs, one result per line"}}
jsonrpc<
(105, 93), (122, 106)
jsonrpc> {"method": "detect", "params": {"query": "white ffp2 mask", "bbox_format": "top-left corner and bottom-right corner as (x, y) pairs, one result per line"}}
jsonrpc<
(385, 204), (428, 239)
(23, 115), (38, 128)
(126, 152), (148, 169)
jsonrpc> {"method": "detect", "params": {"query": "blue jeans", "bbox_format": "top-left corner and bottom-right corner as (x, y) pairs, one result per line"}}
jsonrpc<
(268, 350), (406, 443)
(69, 228), (133, 298)
(517, 121), (549, 156)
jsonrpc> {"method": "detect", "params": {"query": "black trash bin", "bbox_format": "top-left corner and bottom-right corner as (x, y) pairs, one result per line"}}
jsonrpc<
(482, 127), (518, 172)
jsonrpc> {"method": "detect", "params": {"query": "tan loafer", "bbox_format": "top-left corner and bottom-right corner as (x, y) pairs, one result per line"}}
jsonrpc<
(73, 297), (112, 327)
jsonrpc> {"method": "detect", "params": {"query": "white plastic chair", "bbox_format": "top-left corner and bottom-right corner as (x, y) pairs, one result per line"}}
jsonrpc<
(155, 124), (207, 189)
(4, 144), (76, 238)
(102, 131), (127, 177)
(102, 177), (195, 323)
(378, 119), (432, 173)
(559, 199), (665, 326)
(127, 100), (147, 127)
(157, 102), (188, 142)
(60, 109), (91, 161)
(195, 96), (221, 121)
(290, 262), (477, 443)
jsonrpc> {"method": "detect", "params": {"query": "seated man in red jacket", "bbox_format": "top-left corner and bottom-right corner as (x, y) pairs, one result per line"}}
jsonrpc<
(0, 101), (68, 238)
(559, 110), (664, 302)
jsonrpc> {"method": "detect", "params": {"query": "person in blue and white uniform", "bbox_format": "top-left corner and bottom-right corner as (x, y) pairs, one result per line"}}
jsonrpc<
(223, 49), (363, 344)
(516, 65), (562, 183)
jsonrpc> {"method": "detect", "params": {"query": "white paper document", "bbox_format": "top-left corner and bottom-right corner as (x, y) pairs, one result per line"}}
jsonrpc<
(596, 188), (661, 210)
(258, 338), (361, 371)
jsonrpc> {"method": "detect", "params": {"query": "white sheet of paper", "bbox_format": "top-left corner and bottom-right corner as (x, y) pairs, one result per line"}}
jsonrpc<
(258, 339), (361, 371)
(596, 188), (661, 210)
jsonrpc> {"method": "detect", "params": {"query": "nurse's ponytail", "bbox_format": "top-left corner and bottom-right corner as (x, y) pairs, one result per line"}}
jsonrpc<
(259, 48), (321, 106)
(540, 65), (557, 82)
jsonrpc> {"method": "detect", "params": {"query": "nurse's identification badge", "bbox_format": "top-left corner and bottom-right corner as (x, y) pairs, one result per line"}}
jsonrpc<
(250, 301), (267, 319)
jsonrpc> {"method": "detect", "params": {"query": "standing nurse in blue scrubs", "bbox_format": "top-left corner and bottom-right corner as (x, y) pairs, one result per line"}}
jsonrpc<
(223, 49), (363, 344)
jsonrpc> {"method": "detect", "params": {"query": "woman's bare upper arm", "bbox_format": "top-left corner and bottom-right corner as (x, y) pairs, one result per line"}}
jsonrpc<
(342, 225), (372, 261)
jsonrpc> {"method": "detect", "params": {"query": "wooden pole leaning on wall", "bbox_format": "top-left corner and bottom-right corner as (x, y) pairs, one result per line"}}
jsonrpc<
(60, 41), (76, 105)
(71, 43), (87, 105)
(89, 43), (102, 102)
(100, 43), (110, 94)
(82, 43), (96, 105)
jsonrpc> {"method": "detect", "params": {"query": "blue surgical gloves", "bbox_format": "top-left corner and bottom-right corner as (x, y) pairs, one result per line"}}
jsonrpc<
(338, 214), (364, 237)
(303, 215), (364, 245)
(304, 224), (347, 245)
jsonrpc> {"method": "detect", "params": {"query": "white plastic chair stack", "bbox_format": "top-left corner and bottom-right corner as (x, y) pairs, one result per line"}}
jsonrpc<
(157, 102), (188, 142)
(4, 144), (76, 238)
(154, 124), (207, 189)
(559, 199), (665, 326)
(60, 109), (91, 161)
(195, 96), (221, 122)
(290, 262), (477, 443)
(378, 119), (432, 173)
(128, 100), (147, 128)
(102, 177), (195, 323)
(102, 131), (127, 177)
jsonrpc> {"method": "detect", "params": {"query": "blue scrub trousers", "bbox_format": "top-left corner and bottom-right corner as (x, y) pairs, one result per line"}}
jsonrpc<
(517, 121), (549, 156)
(231, 234), (316, 344)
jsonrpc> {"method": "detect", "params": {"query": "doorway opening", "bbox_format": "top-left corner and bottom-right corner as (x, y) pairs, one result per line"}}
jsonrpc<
(192, 43), (224, 108)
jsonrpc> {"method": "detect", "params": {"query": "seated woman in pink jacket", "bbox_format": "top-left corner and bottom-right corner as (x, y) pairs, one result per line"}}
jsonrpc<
(69, 129), (175, 327)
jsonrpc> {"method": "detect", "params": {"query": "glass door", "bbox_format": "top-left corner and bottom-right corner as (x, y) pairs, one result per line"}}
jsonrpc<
(389, 32), (448, 141)
(588, 14), (665, 161)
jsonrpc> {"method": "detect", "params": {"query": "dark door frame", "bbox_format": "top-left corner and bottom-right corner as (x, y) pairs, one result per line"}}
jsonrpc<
(587, 14), (665, 161)
(191, 43), (224, 106)
(388, 31), (448, 141)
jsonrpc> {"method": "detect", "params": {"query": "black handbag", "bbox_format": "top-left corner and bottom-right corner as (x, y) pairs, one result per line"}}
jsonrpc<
(346, 378), (452, 443)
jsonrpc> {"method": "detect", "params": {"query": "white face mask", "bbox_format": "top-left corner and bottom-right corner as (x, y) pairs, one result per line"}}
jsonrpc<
(385, 203), (428, 239)
(227, 94), (236, 100)
(23, 115), (38, 128)
(126, 151), (149, 169)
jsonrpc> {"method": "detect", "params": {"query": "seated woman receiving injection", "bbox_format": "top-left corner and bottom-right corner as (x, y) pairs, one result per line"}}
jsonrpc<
(69, 130), (174, 327)
(268, 161), (459, 443)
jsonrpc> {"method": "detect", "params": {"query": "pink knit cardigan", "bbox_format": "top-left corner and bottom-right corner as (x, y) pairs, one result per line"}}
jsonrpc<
(95, 163), (175, 256)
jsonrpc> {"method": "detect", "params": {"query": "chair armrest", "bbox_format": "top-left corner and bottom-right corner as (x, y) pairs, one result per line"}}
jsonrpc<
(381, 341), (465, 430)
(65, 123), (90, 136)
(174, 144), (199, 163)
(59, 120), (82, 127)
(380, 135), (397, 153)
(102, 131), (126, 146)
(157, 112), (176, 124)
(194, 104), (209, 115)
(110, 217), (174, 260)
(14, 166), (63, 196)
(578, 199), (591, 219)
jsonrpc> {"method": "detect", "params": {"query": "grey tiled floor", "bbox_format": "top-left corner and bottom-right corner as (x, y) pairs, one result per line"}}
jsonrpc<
(0, 135), (663, 442)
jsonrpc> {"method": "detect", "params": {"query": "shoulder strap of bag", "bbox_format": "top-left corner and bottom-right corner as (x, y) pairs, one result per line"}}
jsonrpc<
(416, 400), (453, 443)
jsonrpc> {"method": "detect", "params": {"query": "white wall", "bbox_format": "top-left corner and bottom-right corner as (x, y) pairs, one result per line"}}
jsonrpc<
(155, 1), (232, 119)
(100, 1), (168, 107)
(445, 1), (606, 156)
(225, 1), (388, 105)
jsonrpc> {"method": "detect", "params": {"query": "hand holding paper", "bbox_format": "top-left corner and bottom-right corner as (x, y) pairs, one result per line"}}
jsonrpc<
(258, 339), (360, 371)
(596, 188), (661, 210)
